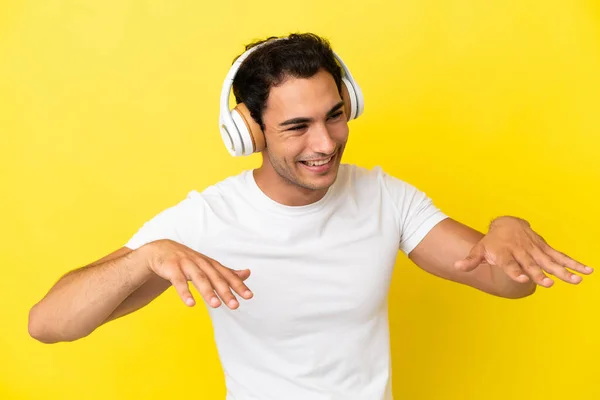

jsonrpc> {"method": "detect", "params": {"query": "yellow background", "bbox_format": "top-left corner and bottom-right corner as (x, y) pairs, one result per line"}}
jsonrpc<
(1, 0), (599, 399)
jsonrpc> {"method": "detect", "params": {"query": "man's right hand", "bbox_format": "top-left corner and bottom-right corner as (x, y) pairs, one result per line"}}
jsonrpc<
(142, 239), (253, 309)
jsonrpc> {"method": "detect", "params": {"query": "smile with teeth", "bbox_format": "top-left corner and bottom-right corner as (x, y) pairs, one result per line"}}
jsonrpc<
(301, 155), (333, 167)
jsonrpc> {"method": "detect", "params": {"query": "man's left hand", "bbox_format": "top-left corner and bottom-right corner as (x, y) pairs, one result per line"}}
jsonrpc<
(454, 216), (593, 288)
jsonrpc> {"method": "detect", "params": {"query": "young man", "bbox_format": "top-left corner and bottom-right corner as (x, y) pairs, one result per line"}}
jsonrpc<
(29, 33), (592, 399)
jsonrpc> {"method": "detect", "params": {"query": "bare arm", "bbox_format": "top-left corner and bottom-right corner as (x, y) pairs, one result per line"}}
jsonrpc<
(28, 245), (167, 343)
(408, 217), (591, 299)
(408, 218), (536, 298)
(28, 240), (254, 344)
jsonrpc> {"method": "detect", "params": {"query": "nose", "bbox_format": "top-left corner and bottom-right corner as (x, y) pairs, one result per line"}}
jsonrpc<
(308, 123), (336, 155)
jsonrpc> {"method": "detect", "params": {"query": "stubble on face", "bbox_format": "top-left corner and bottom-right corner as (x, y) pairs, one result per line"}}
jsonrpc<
(254, 69), (350, 206)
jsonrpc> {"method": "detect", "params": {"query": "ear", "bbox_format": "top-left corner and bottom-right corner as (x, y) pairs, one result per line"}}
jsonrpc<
(232, 103), (266, 153)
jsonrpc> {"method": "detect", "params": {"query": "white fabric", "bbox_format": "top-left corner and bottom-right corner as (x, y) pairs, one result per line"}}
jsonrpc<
(125, 164), (448, 400)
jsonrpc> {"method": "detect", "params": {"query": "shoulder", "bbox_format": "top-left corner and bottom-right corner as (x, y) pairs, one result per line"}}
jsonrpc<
(181, 170), (260, 223)
(139, 170), (251, 219)
(338, 163), (418, 194)
(337, 163), (442, 219)
(335, 164), (428, 216)
(338, 163), (383, 184)
(198, 170), (250, 197)
(124, 171), (252, 249)
(168, 170), (251, 210)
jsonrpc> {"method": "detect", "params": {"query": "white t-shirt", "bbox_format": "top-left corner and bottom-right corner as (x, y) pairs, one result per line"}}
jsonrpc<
(125, 163), (447, 400)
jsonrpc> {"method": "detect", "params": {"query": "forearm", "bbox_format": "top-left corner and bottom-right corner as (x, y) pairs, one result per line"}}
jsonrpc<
(29, 246), (154, 343)
(102, 273), (171, 324)
(409, 218), (538, 299)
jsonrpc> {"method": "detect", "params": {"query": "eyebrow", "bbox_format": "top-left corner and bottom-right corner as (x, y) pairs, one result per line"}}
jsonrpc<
(278, 101), (345, 127)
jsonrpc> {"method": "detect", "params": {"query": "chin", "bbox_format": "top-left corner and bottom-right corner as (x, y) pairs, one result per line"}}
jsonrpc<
(296, 159), (340, 190)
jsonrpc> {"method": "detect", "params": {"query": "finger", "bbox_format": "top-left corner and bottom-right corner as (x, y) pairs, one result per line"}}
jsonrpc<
(530, 248), (582, 285)
(198, 260), (240, 309)
(166, 264), (196, 306)
(541, 245), (593, 275)
(180, 259), (221, 308)
(233, 269), (252, 281)
(455, 243), (486, 271)
(205, 260), (253, 300)
(513, 249), (553, 288)
(217, 267), (253, 299)
(498, 259), (530, 284)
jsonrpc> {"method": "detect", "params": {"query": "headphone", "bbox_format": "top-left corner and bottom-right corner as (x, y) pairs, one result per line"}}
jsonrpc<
(218, 38), (364, 157)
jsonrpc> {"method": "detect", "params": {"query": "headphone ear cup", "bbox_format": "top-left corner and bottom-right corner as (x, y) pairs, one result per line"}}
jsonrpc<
(341, 77), (358, 121)
(351, 79), (364, 118)
(220, 117), (243, 157)
(232, 103), (265, 155)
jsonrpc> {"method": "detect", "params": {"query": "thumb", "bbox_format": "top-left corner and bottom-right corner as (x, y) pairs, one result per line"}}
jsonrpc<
(455, 243), (485, 271)
(234, 269), (251, 280)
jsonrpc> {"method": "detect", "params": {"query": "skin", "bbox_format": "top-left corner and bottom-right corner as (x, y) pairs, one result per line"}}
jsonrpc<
(409, 216), (592, 299)
(253, 69), (349, 206)
(251, 68), (592, 297)
(28, 67), (592, 344)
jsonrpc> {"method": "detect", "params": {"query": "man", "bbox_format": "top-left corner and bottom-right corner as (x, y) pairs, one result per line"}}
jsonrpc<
(28, 33), (592, 399)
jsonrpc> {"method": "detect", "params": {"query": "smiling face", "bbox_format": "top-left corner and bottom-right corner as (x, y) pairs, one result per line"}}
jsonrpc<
(254, 69), (350, 205)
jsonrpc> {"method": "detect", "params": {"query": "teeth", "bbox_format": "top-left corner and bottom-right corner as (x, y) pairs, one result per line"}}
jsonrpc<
(305, 157), (332, 167)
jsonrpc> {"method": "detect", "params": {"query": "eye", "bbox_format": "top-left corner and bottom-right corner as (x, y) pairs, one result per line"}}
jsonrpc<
(327, 111), (344, 121)
(287, 124), (308, 132)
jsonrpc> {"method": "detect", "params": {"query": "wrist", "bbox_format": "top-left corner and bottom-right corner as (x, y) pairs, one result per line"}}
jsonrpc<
(124, 244), (157, 285)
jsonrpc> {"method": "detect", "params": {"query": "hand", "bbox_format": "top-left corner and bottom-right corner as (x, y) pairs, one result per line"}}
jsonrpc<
(142, 239), (253, 309)
(454, 216), (593, 288)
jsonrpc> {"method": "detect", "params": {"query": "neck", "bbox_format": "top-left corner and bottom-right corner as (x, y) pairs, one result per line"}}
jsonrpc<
(253, 164), (328, 207)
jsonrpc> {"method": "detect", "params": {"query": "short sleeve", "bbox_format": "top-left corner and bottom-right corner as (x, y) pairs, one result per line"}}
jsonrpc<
(124, 191), (202, 250)
(380, 171), (448, 255)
